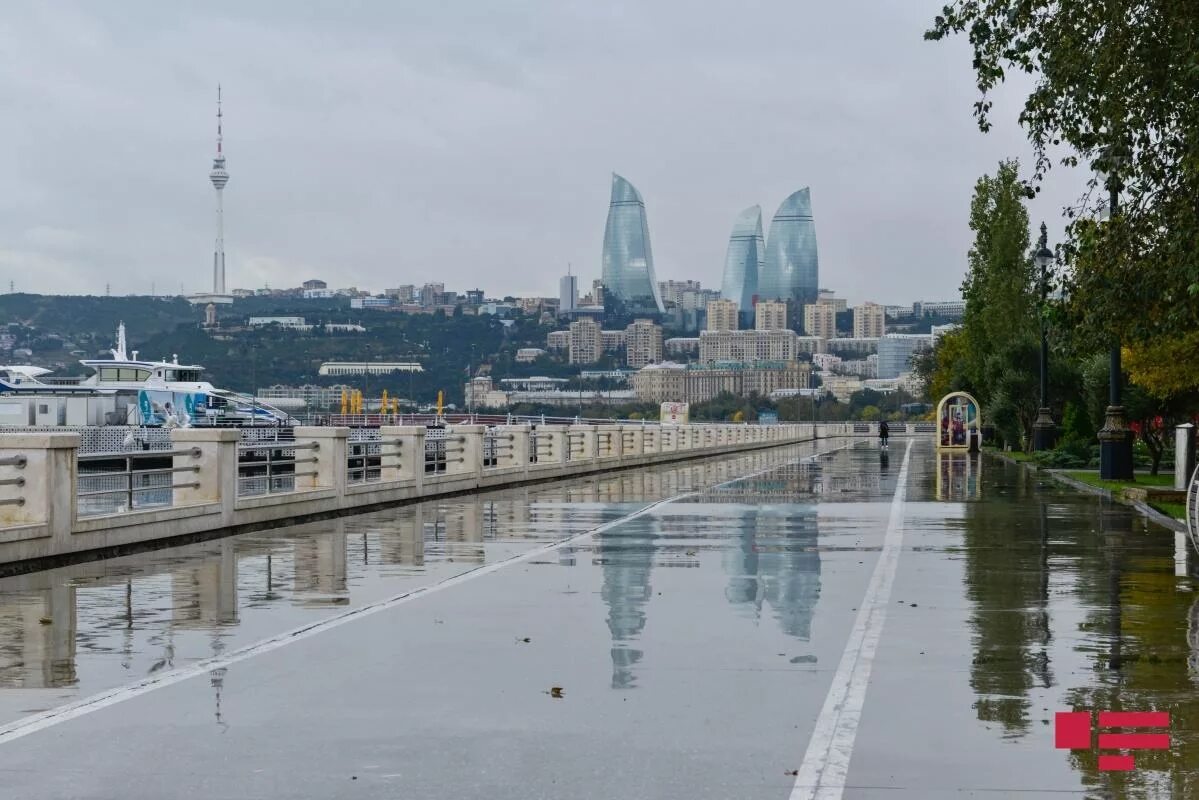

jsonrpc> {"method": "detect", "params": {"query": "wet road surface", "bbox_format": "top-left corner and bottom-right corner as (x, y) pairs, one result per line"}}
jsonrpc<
(0, 438), (1194, 798)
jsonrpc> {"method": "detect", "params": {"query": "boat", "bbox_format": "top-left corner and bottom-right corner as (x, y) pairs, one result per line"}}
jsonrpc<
(0, 323), (293, 427)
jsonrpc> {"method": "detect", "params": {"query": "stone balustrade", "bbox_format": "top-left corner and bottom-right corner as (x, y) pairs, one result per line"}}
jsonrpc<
(0, 422), (829, 572)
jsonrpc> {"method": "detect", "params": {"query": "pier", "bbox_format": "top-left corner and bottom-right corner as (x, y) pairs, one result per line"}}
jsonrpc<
(0, 421), (863, 573)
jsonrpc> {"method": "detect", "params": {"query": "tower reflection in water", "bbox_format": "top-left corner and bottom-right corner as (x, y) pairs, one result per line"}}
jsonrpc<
(598, 460), (823, 689)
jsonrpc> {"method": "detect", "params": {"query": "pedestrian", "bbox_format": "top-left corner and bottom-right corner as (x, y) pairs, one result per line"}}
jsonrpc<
(879, 419), (890, 450)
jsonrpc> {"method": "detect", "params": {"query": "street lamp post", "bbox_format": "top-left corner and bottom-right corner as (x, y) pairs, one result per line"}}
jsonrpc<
(1097, 150), (1134, 479)
(1032, 223), (1057, 451)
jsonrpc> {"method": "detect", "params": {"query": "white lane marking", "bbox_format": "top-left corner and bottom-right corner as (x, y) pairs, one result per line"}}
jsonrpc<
(0, 438), (851, 746)
(790, 438), (913, 800)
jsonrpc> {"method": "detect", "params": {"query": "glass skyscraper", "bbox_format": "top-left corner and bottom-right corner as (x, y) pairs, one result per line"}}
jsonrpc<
(760, 187), (819, 306)
(720, 205), (764, 317)
(602, 173), (664, 313)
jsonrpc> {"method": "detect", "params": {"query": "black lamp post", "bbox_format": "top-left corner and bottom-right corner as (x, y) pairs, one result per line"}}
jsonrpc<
(1031, 223), (1056, 451)
(1096, 147), (1134, 479)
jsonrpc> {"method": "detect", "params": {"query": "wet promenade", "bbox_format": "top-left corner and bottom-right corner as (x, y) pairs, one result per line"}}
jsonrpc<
(0, 438), (1193, 798)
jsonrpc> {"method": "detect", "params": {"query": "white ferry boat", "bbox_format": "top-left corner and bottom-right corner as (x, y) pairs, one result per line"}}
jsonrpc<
(0, 323), (292, 427)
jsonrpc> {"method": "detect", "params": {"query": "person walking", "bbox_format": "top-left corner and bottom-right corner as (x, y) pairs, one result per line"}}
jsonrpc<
(878, 419), (890, 450)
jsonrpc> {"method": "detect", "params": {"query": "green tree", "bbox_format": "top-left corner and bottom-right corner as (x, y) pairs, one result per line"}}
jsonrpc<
(926, 1), (1199, 354)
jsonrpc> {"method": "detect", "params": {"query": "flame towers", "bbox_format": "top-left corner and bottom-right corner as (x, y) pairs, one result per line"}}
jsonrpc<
(209, 87), (230, 296)
(720, 205), (765, 317)
(602, 174), (664, 313)
(760, 188), (818, 306)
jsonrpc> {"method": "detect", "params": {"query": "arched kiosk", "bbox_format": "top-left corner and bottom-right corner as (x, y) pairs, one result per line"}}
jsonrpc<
(937, 392), (981, 451)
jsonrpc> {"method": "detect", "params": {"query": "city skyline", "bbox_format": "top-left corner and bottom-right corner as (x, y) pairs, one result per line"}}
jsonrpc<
(0, 3), (1079, 304)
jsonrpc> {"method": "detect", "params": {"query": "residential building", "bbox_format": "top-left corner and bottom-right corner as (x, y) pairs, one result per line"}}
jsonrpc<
(351, 297), (394, 309)
(817, 290), (847, 312)
(852, 302), (886, 338)
(248, 316), (309, 329)
(600, 330), (626, 352)
(419, 283), (445, 307)
(392, 285), (416, 303)
(706, 299), (739, 332)
(698, 329), (801, 364)
(632, 361), (810, 404)
(913, 300), (966, 320)
(658, 280), (702, 308)
(664, 337), (700, 358)
(721, 206), (764, 317)
(876, 334), (934, 379)
(301, 279), (327, 291)
(546, 330), (570, 351)
(803, 302), (836, 340)
(624, 319), (663, 368)
(760, 188), (819, 305)
(515, 348), (547, 363)
(559, 273), (578, 314)
(825, 337), (879, 357)
(568, 319), (602, 365)
(755, 300), (787, 331)
(680, 288), (721, 311)
(601, 173), (665, 312)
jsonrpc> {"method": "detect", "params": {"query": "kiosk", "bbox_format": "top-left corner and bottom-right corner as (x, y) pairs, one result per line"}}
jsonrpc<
(937, 392), (981, 451)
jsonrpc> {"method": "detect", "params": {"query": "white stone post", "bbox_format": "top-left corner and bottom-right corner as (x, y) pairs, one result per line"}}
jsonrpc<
(1176, 423), (1195, 490)
(0, 433), (78, 539)
(570, 424), (597, 463)
(295, 426), (348, 494)
(454, 424), (487, 480)
(171, 428), (238, 520)
(626, 425), (644, 459)
(380, 425), (425, 488)
(504, 424), (532, 472)
(538, 425), (568, 466)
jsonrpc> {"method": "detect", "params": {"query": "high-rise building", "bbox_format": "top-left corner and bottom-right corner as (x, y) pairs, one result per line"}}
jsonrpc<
(877, 334), (934, 379)
(818, 290), (847, 312)
(853, 302), (886, 338)
(420, 283), (445, 307)
(721, 206), (764, 318)
(559, 272), (578, 315)
(803, 302), (836, 340)
(658, 280), (702, 307)
(569, 319), (602, 365)
(706, 299), (739, 332)
(761, 188), (819, 306)
(755, 300), (787, 331)
(601, 174), (665, 312)
(625, 319), (663, 368)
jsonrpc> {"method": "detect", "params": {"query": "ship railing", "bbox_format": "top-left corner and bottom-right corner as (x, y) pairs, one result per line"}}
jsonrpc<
(76, 447), (202, 517)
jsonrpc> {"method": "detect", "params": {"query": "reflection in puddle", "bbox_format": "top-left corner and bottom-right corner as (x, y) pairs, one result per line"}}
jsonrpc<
(0, 446), (810, 718)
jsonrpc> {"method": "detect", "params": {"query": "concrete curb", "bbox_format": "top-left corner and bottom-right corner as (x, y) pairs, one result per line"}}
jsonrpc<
(983, 451), (1185, 532)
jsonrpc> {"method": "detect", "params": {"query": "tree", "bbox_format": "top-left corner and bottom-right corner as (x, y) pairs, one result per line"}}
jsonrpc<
(926, 1), (1199, 352)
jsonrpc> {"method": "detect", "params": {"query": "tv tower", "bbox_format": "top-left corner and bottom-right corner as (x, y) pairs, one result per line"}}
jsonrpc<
(209, 86), (230, 295)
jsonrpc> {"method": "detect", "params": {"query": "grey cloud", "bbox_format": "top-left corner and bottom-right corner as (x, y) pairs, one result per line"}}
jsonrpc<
(0, 0), (1079, 304)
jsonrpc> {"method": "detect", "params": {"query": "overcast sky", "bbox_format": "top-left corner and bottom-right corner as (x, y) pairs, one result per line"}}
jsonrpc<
(0, 1), (1082, 305)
